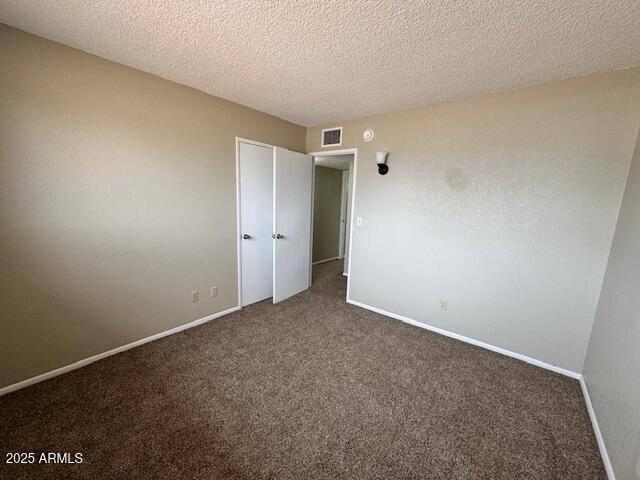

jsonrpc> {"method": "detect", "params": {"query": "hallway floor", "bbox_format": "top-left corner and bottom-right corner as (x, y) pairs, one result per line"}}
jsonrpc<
(0, 261), (604, 479)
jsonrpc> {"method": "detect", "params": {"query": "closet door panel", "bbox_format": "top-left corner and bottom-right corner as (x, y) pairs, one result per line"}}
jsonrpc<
(239, 142), (273, 306)
(273, 147), (313, 303)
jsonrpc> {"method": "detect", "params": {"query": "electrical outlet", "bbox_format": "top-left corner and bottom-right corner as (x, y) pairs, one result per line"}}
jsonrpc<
(210, 286), (217, 298)
(191, 290), (199, 303)
(440, 300), (448, 311)
(356, 217), (363, 226)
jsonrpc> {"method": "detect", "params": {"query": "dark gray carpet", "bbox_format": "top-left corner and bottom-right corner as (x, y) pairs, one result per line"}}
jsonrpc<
(0, 260), (605, 479)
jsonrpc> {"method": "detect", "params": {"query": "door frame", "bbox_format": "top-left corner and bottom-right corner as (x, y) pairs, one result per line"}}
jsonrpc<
(307, 148), (359, 301)
(235, 137), (276, 307)
(338, 170), (349, 258)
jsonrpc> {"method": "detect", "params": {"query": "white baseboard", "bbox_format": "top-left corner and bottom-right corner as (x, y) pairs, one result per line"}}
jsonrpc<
(346, 299), (615, 477)
(0, 305), (241, 397)
(312, 256), (342, 265)
(1, 295), (614, 479)
(580, 377), (616, 480)
(346, 299), (581, 379)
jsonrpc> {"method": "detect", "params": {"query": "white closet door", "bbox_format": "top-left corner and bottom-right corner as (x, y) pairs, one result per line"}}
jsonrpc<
(273, 147), (313, 303)
(239, 141), (273, 306)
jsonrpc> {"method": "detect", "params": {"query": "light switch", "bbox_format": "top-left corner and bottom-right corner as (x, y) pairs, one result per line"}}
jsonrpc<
(356, 217), (363, 227)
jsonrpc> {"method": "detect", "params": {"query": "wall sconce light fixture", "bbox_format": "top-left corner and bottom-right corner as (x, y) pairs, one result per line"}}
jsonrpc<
(375, 151), (389, 175)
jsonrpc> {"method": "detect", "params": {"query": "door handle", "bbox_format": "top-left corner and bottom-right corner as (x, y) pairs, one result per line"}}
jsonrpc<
(242, 234), (252, 239)
(272, 234), (284, 239)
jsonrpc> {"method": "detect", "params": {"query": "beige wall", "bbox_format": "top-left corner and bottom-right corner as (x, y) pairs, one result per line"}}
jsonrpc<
(0, 25), (305, 388)
(312, 166), (343, 262)
(583, 126), (640, 480)
(307, 69), (640, 373)
(2, 21), (640, 391)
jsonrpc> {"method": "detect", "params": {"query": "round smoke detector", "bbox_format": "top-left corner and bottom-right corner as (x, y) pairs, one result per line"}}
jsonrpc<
(362, 129), (374, 142)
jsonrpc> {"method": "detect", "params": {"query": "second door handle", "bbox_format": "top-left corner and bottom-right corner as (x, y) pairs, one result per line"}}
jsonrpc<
(272, 234), (284, 239)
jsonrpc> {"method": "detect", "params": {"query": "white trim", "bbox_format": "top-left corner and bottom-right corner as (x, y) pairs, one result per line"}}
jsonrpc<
(236, 137), (276, 150)
(342, 272), (348, 277)
(308, 148), (358, 302)
(312, 256), (342, 265)
(338, 170), (349, 257)
(346, 299), (581, 379)
(580, 377), (616, 480)
(308, 153), (315, 287)
(347, 299), (615, 476)
(272, 146), (278, 300)
(236, 137), (276, 307)
(235, 138), (243, 308)
(309, 148), (357, 158)
(320, 126), (343, 147)
(0, 306), (241, 397)
(345, 151), (358, 301)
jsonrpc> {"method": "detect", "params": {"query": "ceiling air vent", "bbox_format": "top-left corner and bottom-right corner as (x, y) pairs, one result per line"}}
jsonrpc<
(321, 127), (342, 147)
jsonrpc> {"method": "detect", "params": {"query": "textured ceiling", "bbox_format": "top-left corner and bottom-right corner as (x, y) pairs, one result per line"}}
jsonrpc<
(1, 1), (639, 126)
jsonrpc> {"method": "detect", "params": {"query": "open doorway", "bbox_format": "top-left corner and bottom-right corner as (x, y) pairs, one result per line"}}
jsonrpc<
(312, 154), (353, 274)
(309, 150), (356, 296)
